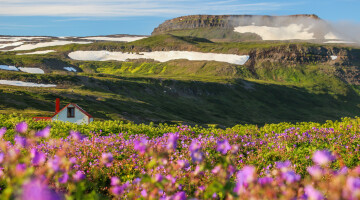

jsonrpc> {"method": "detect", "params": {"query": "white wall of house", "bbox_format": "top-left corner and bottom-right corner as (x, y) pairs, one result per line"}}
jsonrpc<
(52, 104), (93, 124)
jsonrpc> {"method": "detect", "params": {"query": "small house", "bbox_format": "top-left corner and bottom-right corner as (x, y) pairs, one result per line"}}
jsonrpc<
(33, 98), (93, 124)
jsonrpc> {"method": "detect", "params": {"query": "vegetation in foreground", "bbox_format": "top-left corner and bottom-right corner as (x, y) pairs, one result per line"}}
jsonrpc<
(0, 115), (360, 199)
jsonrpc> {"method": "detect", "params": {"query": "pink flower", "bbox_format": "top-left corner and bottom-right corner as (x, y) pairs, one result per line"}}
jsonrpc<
(15, 122), (28, 133)
(21, 179), (62, 200)
(167, 134), (178, 150)
(0, 127), (6, 138)
(73, 171), (85, 182)
(101, 153), (113, 166)
(312, 150), (335, 166)
(35, 126), (51, 138)
(134, 138), (147, 154)
(217, 140), (231, 155)
(31, 149), (46, 166)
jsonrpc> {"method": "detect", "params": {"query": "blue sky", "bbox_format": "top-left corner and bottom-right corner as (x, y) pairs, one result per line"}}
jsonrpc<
(0, 0), (359, 36)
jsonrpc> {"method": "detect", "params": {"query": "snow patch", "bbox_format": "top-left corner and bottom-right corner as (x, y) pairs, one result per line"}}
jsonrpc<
(0, 42), (24, 49)
(64, 67), (77, 72)
(0, 37), (49, 42)
(9, 40), (92, 51)
(16, 50), (56, 55)
(0, 65), (19, 71)
(0, 80), (56, 87)
(68, 51), (250, 65)
(18, 67), (44, 74)
(331, 56), (338, 60)
(324, 40), (356, 44)
(81, 36), (147, 42)
(234, 24), (315, 40)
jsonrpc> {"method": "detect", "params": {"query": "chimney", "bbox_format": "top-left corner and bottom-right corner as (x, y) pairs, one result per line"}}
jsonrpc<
(55, 98), (60, 113)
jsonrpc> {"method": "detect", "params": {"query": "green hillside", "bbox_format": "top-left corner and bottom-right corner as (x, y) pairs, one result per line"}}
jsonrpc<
(0, 34), (360, 126)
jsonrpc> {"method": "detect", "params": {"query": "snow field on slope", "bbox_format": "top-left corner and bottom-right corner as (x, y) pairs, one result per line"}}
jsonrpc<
(18, 67), (45, 74)
(9, 40), (92, 51)
(0, 80), (56, 87)
(0, 65), (19, 71)
(234, 24), (315, 40)
(81, 36), (147, 42)
(68, 51), (250, 65)
(64, 67), (77, 72)
(0, 65), (44, 74)
(0, 42), (24, 49)
(331, 56), (338, 60)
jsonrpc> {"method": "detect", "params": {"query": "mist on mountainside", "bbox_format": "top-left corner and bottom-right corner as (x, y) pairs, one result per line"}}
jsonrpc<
(331, 21), (360, 44)
(228, 15), (359, 43)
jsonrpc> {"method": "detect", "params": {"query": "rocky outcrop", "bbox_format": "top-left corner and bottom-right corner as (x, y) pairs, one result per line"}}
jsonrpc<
(152, 14), (321, 35)
(247, 44), (351, 67)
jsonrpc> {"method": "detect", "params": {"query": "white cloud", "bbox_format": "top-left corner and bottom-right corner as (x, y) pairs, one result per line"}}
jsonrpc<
(0, 0), (291, 17)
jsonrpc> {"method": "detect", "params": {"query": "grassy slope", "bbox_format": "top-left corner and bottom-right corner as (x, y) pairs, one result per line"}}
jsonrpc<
(0, 70), (359, 126)
(0, 35), (359, 126)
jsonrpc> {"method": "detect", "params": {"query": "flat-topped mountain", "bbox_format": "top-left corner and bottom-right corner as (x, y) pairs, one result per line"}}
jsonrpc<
(152, 14), (349, 43)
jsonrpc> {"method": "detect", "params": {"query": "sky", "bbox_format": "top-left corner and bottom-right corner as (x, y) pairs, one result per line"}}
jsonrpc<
(0, 0), (359, 36)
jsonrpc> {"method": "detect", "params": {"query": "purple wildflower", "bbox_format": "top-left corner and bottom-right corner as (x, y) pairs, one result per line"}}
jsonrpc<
(21, 179), (62, 200)
(336, 167), (348, 175)
(0, 127), (6, 138)
(141, 189), (147, 197)
(346, 177), (360, 191)
(189, 140), (201, 152)
(15, 121), (28, 133)
(258, 177), (273, 185)
(228, 165), (236, 177)
(47, 156), (61, 172)
(167, 134), (178, 150)
(211, 165), (221, 174)
(0, 153), (4, 164)
(212, 193), (218, 198)
(134, 138), (147, 154)
(304, 185), (324, 200)
(111, 185), (124, 196)
(172, 191), (186, 200)
(191, 150), (203, 163)
(73, 171), (85, 182)
(234, 182), (245, 195)
(177, 159), (190, 169)
(216, 139), (231, 155)
(35, 126), (51, 138)
(111, 183), (129, 196)
(111, 177), (120, 186)
(16, 163), (26, 174)
(282, 171), (300, 183)
(166, 175), (176, 184)
(31, 149), (46, 166)
(231, 145), (239, 154)
(101, 153), (113, 166)
(307, 166), (323, 179)
(312, 150), (335, 166)
(58, 173), (69, 184)
(14, 135), (27, 147)
(155, 174), (163, 182)
(236, 166), (256, 186)
(276, 160), (291, 169)
(70, 130), (85, 141)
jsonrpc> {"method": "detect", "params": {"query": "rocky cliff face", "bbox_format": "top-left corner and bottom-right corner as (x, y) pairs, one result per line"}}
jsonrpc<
(152, 15), (320, 35)
(247, 44), (351, 67)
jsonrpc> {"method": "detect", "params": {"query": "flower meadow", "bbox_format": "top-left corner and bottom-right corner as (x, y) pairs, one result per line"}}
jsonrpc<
(1, 116), (360, 199)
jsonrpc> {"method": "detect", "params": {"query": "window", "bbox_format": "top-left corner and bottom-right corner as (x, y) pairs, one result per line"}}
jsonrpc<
(67, 107), (75, 118)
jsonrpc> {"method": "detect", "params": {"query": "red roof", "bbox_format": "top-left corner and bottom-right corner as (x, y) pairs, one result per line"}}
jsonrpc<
(52, 103), (93, 118)
(33, 117), (52, 121)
